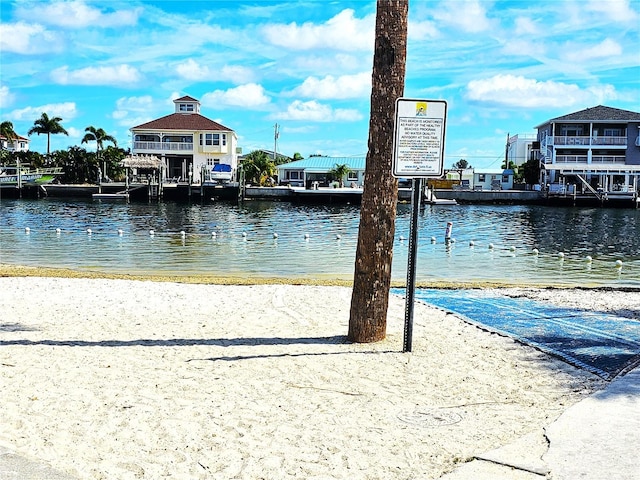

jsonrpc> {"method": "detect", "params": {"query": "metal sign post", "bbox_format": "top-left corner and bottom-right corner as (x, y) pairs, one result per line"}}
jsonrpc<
(392, 98), (447, 353)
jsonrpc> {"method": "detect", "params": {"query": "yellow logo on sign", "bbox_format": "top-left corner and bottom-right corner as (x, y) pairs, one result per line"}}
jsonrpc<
(416, 102), (427, 116)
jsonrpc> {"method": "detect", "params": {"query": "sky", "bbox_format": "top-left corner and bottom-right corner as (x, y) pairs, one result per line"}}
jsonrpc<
(1, 0), (639, 169)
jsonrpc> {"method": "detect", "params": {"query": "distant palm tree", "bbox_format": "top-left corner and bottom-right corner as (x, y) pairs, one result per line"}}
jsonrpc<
(82, 126), (117, 181)
(329, 163), (352, 187)
(242, 150), (276, 186)
(27, 113), (68, 157)
(1, 121), (19, 150)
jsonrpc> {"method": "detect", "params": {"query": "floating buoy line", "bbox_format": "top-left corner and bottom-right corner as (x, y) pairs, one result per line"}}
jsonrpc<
(10, 225), (632, 270)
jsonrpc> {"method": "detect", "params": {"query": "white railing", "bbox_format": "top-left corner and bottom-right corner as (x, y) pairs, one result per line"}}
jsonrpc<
(591, 156), (626, 163)
(548, 136), (627, 146)
(555, 155), (588, 163)
(133, 141), (194, 151)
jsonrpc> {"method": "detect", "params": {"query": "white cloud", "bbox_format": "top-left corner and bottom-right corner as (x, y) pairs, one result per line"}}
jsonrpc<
(18, 1), (140, 28)
(112, 95), (155, 126)
(585, 0), (639, 23)
(272, 100), (362, 122)
(9, 102), (77, 121)
(201, 84), (271, 108)
(0, 86), (15, 109)
(175, 59), (255, 84)
(0, 22), (63, 54)
(409, 20), (439, 40)
(433, 0), (494, 33)
(176, 59), (210, 81)
(561, 38), (623, 62)
(291, 73), (370, 100)
(51, 65), (142, 86)
(262, 9), (374, 51)
(513, 16), (540, 35)
(465, 74), (618, 108)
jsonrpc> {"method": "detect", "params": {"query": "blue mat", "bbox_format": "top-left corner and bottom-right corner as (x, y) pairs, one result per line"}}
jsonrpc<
(391, 288), (640, 379)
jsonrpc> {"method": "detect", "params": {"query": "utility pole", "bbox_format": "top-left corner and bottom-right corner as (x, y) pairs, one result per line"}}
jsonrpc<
(273, 123), (279, 163)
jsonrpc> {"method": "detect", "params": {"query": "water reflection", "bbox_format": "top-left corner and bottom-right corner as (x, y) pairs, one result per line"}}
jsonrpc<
(1, 198), (638, 287)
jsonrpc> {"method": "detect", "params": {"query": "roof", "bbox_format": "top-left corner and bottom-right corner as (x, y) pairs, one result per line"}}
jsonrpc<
(536, 105), (640, 128)
(174, 95), (199, 103)
(277, 156), (366, 172)
(131, 113), (233, 132)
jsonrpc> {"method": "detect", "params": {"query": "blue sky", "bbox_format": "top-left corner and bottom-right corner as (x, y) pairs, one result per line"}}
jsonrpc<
(1, 0), (639, 169)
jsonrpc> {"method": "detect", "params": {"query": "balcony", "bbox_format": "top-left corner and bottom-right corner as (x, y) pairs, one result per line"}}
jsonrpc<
(548, 155), (626, 164)
(133, 141), (194, 152)
(548, 136), (627, 147)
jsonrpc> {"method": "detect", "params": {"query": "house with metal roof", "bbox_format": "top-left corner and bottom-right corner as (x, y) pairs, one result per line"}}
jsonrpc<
(130, 96), (238, 184)
(536, 105), (640, 199)
(276, 156), (365, 188)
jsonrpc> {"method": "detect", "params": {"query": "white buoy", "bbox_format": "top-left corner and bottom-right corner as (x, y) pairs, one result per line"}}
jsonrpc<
(585, 255), (592, 263)
(242, 232), (247, 238)
(488, 243), (494, 249)
(211, 232), (217, 238)
(336, 234), (341, 240)
(56, 228), (61, 234)
(399, 235), (405, 241)
(469, 240), (475, 247)
(149, 230), (155, 236)
(558, 252), (565, 258)
(451, 238), (456, 243)
(532, 248), (539, 255)
(430, 236), (436, 243)
(304, 233), (310, 239)
(510, 246), (516, 251)
(615, 260), (623, 268)
(86, 228), (92, 235)
(117, 229), (123, 236)
(25, 227), (30, 234)
(180, 231), (186, 237)
(273, 233), (278, 239)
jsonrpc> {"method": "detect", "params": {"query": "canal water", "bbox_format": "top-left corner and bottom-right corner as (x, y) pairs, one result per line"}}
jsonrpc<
(1, 198), (638, 287)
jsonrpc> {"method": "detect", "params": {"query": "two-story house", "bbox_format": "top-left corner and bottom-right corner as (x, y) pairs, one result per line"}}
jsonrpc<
(0, 134), (30, 152)
(536, 105), (640, 197)
(130, 96), (238, 184)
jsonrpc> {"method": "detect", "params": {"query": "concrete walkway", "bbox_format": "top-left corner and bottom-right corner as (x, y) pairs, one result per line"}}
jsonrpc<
(441, 366), (640, 480)
(2, 367), (638, 480)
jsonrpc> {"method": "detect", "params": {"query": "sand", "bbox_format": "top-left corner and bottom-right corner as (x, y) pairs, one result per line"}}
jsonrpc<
(1, 276), (637, 479)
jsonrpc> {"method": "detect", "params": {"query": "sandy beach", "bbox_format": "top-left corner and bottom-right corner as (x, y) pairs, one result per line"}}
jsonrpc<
(1, 274), (638, 479)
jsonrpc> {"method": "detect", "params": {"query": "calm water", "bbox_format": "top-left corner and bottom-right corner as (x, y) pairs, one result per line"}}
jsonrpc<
(1, 198), (639, 287)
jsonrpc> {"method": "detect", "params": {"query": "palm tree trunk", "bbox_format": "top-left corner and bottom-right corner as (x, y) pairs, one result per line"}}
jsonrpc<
(348, 0), (408, 343)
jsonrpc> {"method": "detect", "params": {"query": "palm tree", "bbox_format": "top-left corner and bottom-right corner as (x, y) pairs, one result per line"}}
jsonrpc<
(349, 0), (408, 343)
(242, 150), (276, 186)
(81, 126), (117, 181)
(28, 113), (68, 158)
(1, 121), (19, 151)
(329, 163), (351, 187)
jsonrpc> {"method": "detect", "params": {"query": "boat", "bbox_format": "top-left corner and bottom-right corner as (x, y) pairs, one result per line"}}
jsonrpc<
(0, 165), (62, 186)
(424, 188), (457, 205)
(92, 192), (130, 201)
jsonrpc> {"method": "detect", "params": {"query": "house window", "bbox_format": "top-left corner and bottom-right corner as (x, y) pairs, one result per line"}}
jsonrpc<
(502, 175), (509, 183)
(179, 104), (194, 112)
(561, 125), (583, 136)
(347, 171), (358, 181)
(478, 174), (485, 182)
(604, 128), (621, 136)
(200, 134), (219, 146)
(222, 134), (227, 146)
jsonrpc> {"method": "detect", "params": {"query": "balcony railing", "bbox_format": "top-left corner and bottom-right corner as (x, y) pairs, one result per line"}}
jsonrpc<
(133, 141), (194, 151)
(547, 155), (626, 164)
(549, 136), (627, 146)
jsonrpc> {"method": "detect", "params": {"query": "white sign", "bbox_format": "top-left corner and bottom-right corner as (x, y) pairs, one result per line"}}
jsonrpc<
(392, 98), (447, 178)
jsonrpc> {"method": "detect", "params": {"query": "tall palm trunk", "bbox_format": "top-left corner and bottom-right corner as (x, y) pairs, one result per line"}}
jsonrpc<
(349, 0), (408, 342)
